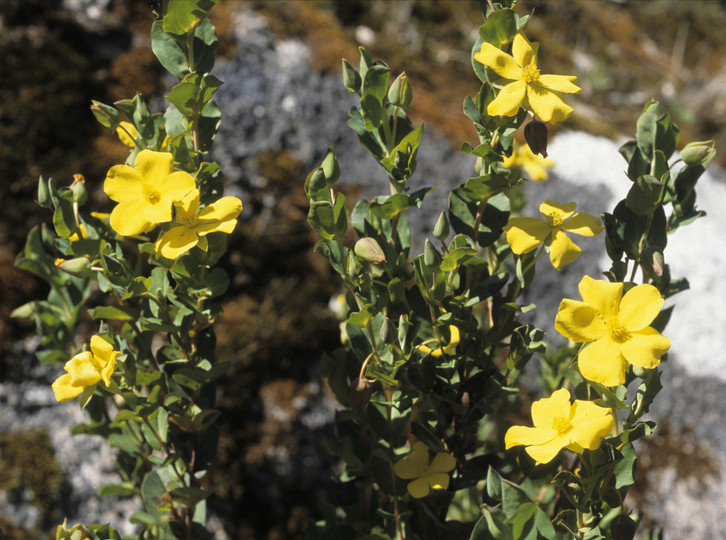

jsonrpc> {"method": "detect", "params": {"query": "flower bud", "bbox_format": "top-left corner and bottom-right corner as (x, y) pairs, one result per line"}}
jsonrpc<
(387, 71), (412, 108)
(433, 211), (450, 242)
(90, 100), (120, 129)
(10, 301), (37, 319)
(354, 237), (386, 264)
(524, 120), (549, 157)
(681, 140), (715, 166)
(321, 146), (340, 186)
(55, 257), (92, 276)
(349, 377), (376, 408)
(423, 238), (441, 267)
(37, 176), (52, 208)
(641, 245), (664, 277)
(70, 174), (87, 206)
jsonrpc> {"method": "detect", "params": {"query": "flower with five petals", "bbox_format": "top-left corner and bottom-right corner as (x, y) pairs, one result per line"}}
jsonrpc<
(52, 335), (118, 402)
(154, 189), (243, 260)
(503, 201), (603, 270)
(555, 275), (671, 386)
(104, 149), (196, 236)
(474, 33), (581, 123)
(505, 388), (614, 464)
(394, 441), (456, 498)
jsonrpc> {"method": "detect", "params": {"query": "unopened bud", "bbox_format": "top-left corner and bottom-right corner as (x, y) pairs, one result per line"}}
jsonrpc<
(423, 238), (441, 267)
(433, 211), (450, 242)
(10, 301), (37, 319)
(524, 120), (549, 157)
(387, 71), (412, 108)
(54, 257), (92, 276)
(321, 146), (340, 186)
(354, 237), (386, 264)
(681, 140), (715, 167)
(90, 100), (120, 129)
(37, 176), (52, 208)
(641, 246), (665, 277)
(70, 174), (87, 205)
(349, 377), (376, 408)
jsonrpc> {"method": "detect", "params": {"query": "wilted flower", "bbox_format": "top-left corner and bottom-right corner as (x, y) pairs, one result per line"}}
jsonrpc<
(505, 388), (614, 464)
(52, 335), (118, 402)
(555, 275), (671, 386)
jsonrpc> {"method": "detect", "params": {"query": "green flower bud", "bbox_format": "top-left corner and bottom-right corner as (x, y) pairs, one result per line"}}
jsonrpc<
(423, 238), (441, 267)
(90, 100), (120, 129)
(321, 146), (340, 186)
(354, 237), (387, 264)
(55, 257), (92, 277)
(641, 245), (665, 277)
(433, 211), (450, 242)
(37, 176), (52, 208)
(681, 140), (715, 166)
(10, 301), (37, 319)
(70, 174), (87, 206)
(524, 120), (549, 157)
(387, 71), (412, 108)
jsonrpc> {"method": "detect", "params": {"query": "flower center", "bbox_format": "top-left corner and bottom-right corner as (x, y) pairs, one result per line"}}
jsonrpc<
(179, 214), (199, 228)
(143, 184), (161, 205)
(521, 64), (541, 84)
(545, 211), (564, 228)
(608, 318), (631, 343)
(552, 415), (573, 435)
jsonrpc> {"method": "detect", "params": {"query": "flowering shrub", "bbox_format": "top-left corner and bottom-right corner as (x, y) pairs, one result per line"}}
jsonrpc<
(304, 1), (714, 538)
(11, 0), (716, 538)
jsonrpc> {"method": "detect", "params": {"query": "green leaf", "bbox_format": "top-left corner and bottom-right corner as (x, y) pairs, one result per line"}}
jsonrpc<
(191, 17), (219, 74)
(361, 93), (385, 130)
(52, 197), (76, 239)
(308, 200), (337, 240)
(141, 471), (166, 514)
(626, 175), (663, 216)
(448, 188), (510, 247)
(342, 58), (361, 94)
(152, 21), (189, 79)
(501, 479), (528, 518)
(89, 305), (140, 321)
(469, 507), (513, 540)
(362, 64), (390, 103)
(99, 483), (140, 497)
(479, 9), (519, 46)
(440, 247), (478, 271)
(163, 0), (218, 35)
(636, 100), (660, 160)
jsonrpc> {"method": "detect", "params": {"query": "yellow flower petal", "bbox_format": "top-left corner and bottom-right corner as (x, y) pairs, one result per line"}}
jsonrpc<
(526, 84), (574, 123)
(555, 299), (607, 342)
(155, 226), (200, 260)
(538, 74), (581, 95)
(474, 42), (522, 80)
(66, 352), (102, 387)
(52, 374), (84, 402)
(426, 472), (451, 491)
(104, 164), (143, 203)
(196, 196), (243, 235)
(539, 200), (576, 220)
(560, 212), (604, 237)
(110, 198), (152, 237)
(578, 276), (622, 321)
(430, 452), (456, 473)
(577, 338), (628, 387)
(504, 217), (550, 254)
(394, 442), (428, 479)
(116, 121), (138, 148)
(531, 387), (571, 427)
(621, 328), (670, 369)
(505, 425), (556, 449)
(511, 33), (537, 70)
(525, 436), (568, 464)
(91, 335), (117, 386)
(568, 401), (614, 450)
(618, 284), (664, 331)
(407, 477), (431, 498)
(549, 228), (582, 269)
(488, 80), (528, 117)
(134, 150), (174, 186)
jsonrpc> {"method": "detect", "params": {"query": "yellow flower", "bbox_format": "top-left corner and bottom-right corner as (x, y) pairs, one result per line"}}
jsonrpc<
(505, 388), (614, 464)
(417, 325), (460, 357)
(154, 189), (242, 260)
(555, 276), (671, 386)
(116, 121), (138, 148)
(104, 149), (196, 236)
(503, 201), (603, 270)
(474, 33), (581, 123)
(393, 441), (456, 498)
(52, 335), (118, 402)
(68, 224), (89, 242)
(502, 140), (554, 181)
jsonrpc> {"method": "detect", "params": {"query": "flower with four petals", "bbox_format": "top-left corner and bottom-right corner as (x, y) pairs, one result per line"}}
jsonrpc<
(104, 149), (196, 236)
(555, 275), (671, 386)
(52, 335), (118, 402)
(474, 33), (581, 123)
(503, 200), (603, 270)
(393, 441), (456, 498)
(505, 388), (614, 464)
(154, 189), (243, 260)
